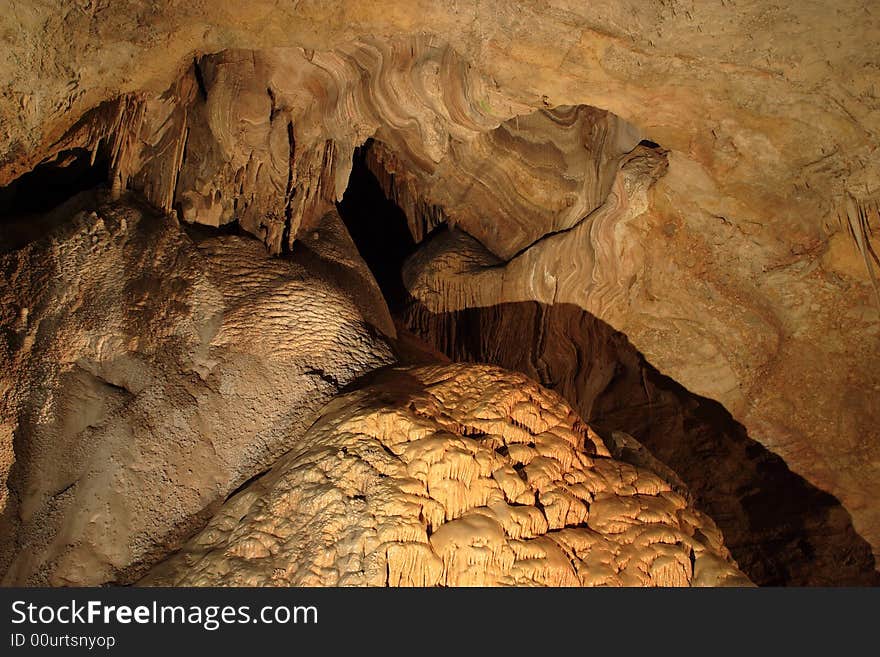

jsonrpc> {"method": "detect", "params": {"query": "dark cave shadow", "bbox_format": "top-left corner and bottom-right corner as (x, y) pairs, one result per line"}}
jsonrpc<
(335, 140), (421, 314)
(0, 147), (110, 225)
(401, 299), (880, 586)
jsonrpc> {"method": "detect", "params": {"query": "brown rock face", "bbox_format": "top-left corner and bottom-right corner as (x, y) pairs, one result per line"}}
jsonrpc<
(142, 364), (750, 587)
(366, 104), (641, 258)
(392, 129), (880, 568)
(0, 1), (878, 586)
(0, 197), (395, 585)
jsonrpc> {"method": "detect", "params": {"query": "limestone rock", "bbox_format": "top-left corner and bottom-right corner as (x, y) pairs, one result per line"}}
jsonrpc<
(367, 104), (642, 258)
(0, 198), (395, 585)
(403, 299), (880, 585)
(1, 0), (878, 583)
(401, 140), (880, 569)
(142, 364), (751, 587)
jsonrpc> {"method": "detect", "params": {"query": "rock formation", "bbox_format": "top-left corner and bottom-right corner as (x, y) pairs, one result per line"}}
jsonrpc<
(367, 104), (642, 257)
(0, 1), (878, 586)
(0, 196), (395, 585)
(404, 300), (880, 585)
(142, 364), (750, 587)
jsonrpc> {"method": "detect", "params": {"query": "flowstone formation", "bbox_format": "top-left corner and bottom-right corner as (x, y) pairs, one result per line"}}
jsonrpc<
(403, 300), (880, 586)
(0, 196), (395, 585)
(142, 364), (751, 587)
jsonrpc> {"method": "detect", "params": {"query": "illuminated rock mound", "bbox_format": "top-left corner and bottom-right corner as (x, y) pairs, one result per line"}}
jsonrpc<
(0, 199), (395, 585)
(142, 363), (751, 587)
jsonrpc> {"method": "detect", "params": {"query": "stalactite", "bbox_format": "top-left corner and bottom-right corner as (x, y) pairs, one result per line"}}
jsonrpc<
(838, 194), (880, 305)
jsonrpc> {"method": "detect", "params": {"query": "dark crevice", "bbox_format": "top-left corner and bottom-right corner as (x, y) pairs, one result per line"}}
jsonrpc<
(304, 366), (341, 388)
(48, 480), (77, 501)
(281, 120), (296, 252)
(0, 146), (110, 221)
(224, 468), (270, 503)
(192, 57), (208, 100)
(336, 140), (418, 313)
(180, 216), (255, 243)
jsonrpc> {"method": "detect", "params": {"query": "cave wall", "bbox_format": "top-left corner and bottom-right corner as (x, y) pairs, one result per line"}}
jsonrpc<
(1, 0), (879, 576)
(397, 129), (880, 566)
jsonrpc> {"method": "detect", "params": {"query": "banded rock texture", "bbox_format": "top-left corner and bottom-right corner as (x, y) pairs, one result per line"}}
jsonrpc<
(142, 364), (751, 587)
(0, 198), (395, 585)
(5, 39), (535, 254)
(367, 104), (642, 258)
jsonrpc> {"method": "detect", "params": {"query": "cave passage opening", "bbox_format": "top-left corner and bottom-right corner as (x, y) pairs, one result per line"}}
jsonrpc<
(0, 146), (111, 252)
(336, 140), (423, 314)
(0, 147), (110, 221)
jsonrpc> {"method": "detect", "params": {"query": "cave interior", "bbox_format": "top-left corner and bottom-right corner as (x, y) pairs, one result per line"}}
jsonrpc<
(1, 29), (879, 589)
